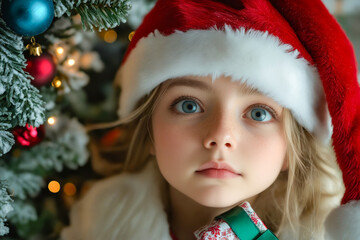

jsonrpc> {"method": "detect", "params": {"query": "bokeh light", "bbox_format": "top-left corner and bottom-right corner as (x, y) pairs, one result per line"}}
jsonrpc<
(56, 47), (64, 55)
(63, 182), (77, 196)
(67, 58), (75, 66)
(104, 30), (118, 43)
(128, 31), (135, 41)
(47, 116), (56, 125)
(48, 181), (61, 193)
(52, 77), (62, 88)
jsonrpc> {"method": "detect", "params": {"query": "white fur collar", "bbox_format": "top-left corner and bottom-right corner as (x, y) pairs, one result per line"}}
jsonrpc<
(61, 161), (172, 240)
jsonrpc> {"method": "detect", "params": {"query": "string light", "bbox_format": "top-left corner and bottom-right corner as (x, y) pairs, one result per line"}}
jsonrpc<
(63, 182), (77, 196)
(56, 46), (64, 55)
(67, 58), (76, 66)
(104, 30), (118, 43)
(52, 76), (62, 88)
(48, 181), (60, 193)
(47, 116), (56, 125)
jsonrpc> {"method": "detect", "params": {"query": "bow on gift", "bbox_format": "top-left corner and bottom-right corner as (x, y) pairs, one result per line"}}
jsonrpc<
(194, 202), (278, 240)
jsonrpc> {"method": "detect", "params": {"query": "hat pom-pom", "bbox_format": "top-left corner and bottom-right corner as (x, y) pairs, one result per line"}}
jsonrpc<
(325, 200), (360, 240)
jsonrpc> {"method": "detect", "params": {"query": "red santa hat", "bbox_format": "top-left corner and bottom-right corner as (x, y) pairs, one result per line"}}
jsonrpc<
(116, 0), (360, 236)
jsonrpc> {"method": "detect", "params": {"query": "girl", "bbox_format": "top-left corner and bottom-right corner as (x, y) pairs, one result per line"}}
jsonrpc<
(61, 0), (360, 239)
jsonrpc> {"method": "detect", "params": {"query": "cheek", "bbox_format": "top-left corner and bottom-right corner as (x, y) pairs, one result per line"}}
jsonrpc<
(152, 118), (199, 185)
(153, 122), (184, 155)
(243, 131), (287, 180)
(152, 117), (195, 167)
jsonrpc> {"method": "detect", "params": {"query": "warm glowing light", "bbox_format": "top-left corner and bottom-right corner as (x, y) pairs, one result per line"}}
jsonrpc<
(104, 30), (118, 43)
(48, 181), (61, 193)
(63, 182), (77, 196)
(52, 77), (62, 88)
(47, 116), (56, 125)
(67, 58), (75, 66)
(56, 47), (64, 55)
(128, 31), (135, 41)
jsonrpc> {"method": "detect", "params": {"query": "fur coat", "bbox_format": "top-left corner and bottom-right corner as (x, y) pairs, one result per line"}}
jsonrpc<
(61, 162), (172, 240)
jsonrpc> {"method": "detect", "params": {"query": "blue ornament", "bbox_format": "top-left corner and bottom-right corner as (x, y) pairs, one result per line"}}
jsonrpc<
(1, 0), (54, 36)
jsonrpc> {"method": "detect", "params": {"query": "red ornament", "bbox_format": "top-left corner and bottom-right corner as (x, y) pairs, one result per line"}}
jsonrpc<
(12, 124), (45, 147)
(25, 52), (56, 88)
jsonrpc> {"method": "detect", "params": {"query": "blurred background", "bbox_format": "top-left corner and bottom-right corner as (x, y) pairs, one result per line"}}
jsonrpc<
(323, 0), (360, 77)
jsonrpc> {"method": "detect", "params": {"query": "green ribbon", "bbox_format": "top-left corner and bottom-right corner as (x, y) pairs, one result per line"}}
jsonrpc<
(216, 207), (278, 240)
(257, 229), (278, 240)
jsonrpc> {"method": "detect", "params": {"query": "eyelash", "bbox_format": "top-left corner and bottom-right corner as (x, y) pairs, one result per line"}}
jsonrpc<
(246, 104), (278, 120)
(169, 96), (278, 119)
(169, 95), (203, 114)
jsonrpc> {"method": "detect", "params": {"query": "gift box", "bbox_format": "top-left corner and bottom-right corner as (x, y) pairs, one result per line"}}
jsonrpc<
(194, 202), (278, 240)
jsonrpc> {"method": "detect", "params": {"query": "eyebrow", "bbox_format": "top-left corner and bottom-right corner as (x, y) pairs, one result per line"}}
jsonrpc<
(238, 84), (261, 96)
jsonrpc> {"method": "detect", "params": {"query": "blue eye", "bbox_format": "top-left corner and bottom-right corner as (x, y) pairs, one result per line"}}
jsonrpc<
(174, 100), (201, 114)
(249, 108), (273, 122)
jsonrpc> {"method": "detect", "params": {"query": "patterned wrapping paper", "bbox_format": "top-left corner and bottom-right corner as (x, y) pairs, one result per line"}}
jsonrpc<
(194, 201), (268, 240)
(194, 218), (240, 240)
(239, 202), (267, 233)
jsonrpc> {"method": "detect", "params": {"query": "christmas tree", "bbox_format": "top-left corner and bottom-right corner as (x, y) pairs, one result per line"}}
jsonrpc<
(0, 0), (157, 238)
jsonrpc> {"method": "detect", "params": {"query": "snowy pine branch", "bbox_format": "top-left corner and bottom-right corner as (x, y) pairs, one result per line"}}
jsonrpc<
(0, 123), (14, 156)
(0, 117), (88, 233)
(7, 200), (37, 226)
(1, 0), (128, 236)
(53, 0), (75, 17)
(0, 182), (13, 236)
(54, 0), (131, 31)
(11, 117), (89, 172)
(0, 117), (88, 202)
(0, 167), (44, 200)
(0, 19), (45, 156)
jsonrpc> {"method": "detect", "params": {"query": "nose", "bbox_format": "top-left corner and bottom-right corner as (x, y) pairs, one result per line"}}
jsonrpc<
(203, 111), (237, 150)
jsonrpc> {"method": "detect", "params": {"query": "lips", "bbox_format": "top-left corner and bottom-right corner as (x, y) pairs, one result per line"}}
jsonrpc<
(195, 161), (241, 179)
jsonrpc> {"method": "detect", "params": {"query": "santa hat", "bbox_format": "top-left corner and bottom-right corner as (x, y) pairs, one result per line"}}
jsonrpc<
(115, 0), (360, 237)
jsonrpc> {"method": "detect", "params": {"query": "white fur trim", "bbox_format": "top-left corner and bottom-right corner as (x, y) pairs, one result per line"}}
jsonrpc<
(61, 161), (171, 240)
(116, 26), (331, 142)
(325, 200), (360, 240)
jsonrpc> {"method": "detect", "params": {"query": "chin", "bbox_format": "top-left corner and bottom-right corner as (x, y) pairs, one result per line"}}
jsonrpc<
(190, 190), (244, 208)
(198, 201), (237, 208)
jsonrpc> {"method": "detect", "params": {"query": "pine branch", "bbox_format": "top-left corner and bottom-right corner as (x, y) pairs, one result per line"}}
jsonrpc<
(0, 19), (45, 156)
(0, 116), (88, 201)
(12, 117), (89, 173)
(7, 200), (37, 226)
(0, 117), (88, 236)
(53, 0), (75, 17)
(0, 123), (14, 156)
(0, 182), (13, 237)
(0, 167), (44, 200)
(54, 0), (131, 31)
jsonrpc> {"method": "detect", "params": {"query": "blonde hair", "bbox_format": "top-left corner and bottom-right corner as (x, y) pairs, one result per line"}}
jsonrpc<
(115, 86), (344, 239)
(121, 84), (166, 172)
(253, 109), (344, 239)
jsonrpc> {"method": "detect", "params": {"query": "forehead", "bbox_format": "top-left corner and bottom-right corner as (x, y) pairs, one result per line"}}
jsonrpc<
(163, 75), (261, 96)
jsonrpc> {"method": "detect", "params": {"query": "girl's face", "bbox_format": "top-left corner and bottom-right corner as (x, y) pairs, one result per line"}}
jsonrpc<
(151, 75), (287, 208)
